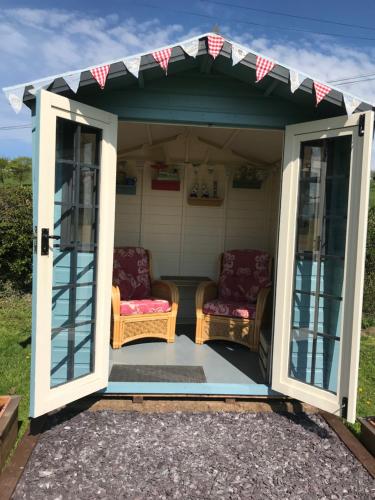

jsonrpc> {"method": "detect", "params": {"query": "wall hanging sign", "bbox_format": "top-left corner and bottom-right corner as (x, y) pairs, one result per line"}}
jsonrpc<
(187, 164), (223, 206)
(151, 162), (180, 191)
(116, 161), (137, 194)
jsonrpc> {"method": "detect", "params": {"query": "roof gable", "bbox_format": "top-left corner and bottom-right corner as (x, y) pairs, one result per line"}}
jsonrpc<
(3, 32), (373, 115)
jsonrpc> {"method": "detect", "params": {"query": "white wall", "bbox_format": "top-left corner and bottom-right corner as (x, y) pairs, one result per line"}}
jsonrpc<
(114, 162), (281, 278)
(114, 162), (281, 321)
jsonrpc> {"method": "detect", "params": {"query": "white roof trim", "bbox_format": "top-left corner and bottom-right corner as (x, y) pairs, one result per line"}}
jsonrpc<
(2, 31), (373, 109)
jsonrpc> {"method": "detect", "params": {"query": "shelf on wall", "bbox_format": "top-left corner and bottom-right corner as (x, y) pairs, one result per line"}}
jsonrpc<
(187, 197), (223, 207)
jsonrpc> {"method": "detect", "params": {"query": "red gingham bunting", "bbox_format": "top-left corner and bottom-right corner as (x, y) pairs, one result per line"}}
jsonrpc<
(207, 34), (224, 59)
(313, 81), (331, 106)
(90, 65), (110, 89)
(255, 56), (275, 82)
(152, 48), (173, 73)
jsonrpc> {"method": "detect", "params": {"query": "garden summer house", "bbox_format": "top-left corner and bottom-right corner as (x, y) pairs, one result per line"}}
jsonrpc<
(3, 33), (374, 422)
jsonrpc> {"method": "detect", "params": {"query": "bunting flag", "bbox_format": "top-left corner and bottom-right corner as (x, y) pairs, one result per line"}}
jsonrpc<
(289, 69), (305, 93)
(181, 39), (199, 58)
(4, 87), (25, 113)
(231, 43), (248, 66)
(255, 56), (275, 82)
(207, 34), (224, 59)
(124, 56), (141, 78)
(29, 78), (54, 96)
(152, 48), (173, 73)
(64, 73), (81, 93)
(313, 81), (331, 105)
(3, 33), (371, 117)
(90, 65), (110, 89)
(343, 94), (361, 115)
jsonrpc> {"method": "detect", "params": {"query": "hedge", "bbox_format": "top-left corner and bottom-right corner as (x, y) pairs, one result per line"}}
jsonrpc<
(0, 183), (373, 324)
(363, 206), (375, 324)
(0, 186), (33, 292)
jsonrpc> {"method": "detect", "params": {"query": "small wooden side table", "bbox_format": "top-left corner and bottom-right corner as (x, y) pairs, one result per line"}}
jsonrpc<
(161, 276), (211, 323)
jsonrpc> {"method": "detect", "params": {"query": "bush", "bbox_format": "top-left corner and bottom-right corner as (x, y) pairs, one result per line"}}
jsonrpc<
(363, 205), (375, 325)
(0, 186), (33, 292)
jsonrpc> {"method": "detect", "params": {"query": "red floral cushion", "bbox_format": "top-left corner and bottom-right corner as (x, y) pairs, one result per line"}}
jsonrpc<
(218, 250), (271, 303)
(113, 247), (151, 300)
(203, 299), (257, 319)
(120, 298), (171, 316)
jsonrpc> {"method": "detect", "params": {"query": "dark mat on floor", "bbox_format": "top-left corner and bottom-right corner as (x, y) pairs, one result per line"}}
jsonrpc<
(109, 364), (206, 383)
(13, 411), (374, 499)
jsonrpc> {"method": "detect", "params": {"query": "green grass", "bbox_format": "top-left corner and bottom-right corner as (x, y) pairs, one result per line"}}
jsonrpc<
(0, 293), (373, 445)
(348, 335), (375, 435)
(370, 179), (375, 209)
(0, 293), (31, 445)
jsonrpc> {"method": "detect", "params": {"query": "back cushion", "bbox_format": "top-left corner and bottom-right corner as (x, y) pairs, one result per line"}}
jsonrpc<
(113, 247), (151, 300)
(218, 250), (271, 303)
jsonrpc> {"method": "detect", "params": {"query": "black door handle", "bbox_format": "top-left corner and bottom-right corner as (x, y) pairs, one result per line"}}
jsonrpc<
(41, 228), (60, 255)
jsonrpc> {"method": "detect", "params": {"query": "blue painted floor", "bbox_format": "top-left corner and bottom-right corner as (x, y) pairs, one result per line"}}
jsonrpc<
(109, 325), (265, 385)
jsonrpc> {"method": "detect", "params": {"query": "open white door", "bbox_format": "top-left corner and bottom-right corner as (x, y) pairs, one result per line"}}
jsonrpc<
(30, 90), (117, 417)
(272, 111), (373, 423)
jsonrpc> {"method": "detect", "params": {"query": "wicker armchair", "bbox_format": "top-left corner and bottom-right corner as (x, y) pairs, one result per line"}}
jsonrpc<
(195, 250), (272, 352)
(112, 247), (179, 349)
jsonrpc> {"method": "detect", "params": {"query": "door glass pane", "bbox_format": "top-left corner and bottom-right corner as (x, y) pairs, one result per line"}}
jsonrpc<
(289, 136), (351, 394)
(51, 118), (101, 387)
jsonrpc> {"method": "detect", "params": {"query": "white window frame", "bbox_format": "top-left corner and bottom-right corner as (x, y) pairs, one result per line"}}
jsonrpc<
(30, 90), (118, 418)
(272, 111), (373, 422)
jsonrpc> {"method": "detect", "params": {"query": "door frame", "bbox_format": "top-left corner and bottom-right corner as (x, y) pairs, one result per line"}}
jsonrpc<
(30, 90), (118, 418)
(271, 111), (373, 422)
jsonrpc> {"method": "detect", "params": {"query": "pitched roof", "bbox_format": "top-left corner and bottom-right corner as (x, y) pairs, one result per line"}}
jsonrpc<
(3, 32), (373, 114)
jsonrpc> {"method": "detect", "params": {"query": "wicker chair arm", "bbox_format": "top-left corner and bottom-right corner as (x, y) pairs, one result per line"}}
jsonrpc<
(196, 281), (218, 317)
(255, 286), (271, 324)
(112, 285), (121, 317)
(151, 280), (179, 311)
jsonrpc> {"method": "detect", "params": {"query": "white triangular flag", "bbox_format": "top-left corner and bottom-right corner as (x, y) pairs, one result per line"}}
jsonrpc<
(343, 94), (361, 115)
(4, 87), (25, 113)
(290, 70), (305, 93)
(64, 73), (81, 93)
(28, 78), (54, 96)
(231, 43), (248, 66)
(181, 39), (199, 58)
(124, 56), (141, 78)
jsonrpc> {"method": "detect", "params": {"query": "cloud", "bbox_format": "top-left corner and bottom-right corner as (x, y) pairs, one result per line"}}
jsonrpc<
(231, 33), (375, 103)
(1, 7), (375, 169)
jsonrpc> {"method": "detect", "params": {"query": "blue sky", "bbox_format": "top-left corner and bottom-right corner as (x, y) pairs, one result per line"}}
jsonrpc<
(1, 1), (375, 163)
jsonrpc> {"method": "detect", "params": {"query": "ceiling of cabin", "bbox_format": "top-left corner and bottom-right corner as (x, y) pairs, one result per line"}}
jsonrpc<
(117, 122), (283, 167)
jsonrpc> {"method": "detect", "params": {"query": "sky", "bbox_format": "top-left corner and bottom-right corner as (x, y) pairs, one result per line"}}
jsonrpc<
(1, 0), (375, 165)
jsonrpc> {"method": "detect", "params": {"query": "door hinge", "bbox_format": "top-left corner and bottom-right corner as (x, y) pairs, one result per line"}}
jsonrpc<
(358, 114), (365, 137)
(32, 226), (38, 254)
(341, 396), (348, 420)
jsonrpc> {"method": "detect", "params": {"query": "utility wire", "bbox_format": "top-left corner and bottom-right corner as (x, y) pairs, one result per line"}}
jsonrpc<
(328, 72), (375, 83)
(199, 0), (375, 33)
(132, 1), (375, 41)
(333, 77), (375, 86)
(0, 124), (31, 130)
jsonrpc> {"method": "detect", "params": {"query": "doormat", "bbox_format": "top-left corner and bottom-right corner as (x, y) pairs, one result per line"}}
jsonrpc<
(109, 365), (206, 383)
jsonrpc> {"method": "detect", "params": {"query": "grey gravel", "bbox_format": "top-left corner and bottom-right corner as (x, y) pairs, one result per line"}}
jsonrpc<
(13, 410), (374, 499)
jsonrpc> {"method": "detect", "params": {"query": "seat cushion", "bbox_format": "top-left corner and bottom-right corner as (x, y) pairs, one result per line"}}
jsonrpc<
(120, 298), (171, 316)
(203, 299), (257, 320)
(113, 247), (151, 300)
(218, 249), (271, 303)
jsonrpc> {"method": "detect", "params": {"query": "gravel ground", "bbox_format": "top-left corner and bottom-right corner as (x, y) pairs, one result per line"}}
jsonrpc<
(13, 410), (374, 499)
